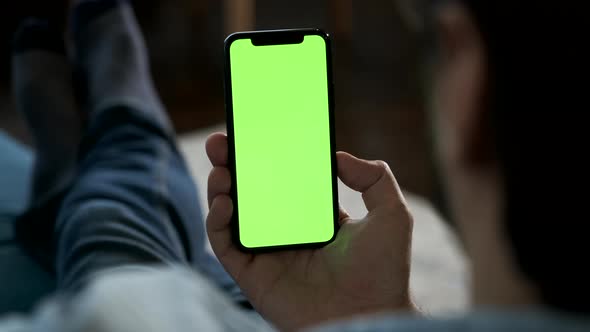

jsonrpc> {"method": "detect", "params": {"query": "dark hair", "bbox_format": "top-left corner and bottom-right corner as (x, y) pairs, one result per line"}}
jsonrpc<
(457, 2), (589, 313)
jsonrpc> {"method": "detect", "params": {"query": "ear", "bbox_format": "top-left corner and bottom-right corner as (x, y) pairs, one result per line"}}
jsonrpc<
(434, 3), (494, 168)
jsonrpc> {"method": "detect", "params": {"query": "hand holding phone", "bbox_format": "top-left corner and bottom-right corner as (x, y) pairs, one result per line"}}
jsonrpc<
(206, 133), (416, 331)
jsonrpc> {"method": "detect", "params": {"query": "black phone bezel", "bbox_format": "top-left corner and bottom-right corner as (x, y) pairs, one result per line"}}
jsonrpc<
(224, 28), (339, 253)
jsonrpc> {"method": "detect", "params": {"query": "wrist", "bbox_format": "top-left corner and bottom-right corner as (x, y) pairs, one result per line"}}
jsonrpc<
(290, 294), (420, 332)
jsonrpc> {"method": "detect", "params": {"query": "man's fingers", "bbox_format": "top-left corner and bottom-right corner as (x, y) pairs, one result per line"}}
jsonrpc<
(206, 195), (234, 251)
(206, 195), (251, 281)
(206, 133), (246, 279)
(207, 166), (231, 208)
(206, 133), (228, 167)
(336, 152), (406, 212)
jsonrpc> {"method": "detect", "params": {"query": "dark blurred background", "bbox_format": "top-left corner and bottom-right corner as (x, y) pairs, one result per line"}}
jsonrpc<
(0, 0), (436, 199)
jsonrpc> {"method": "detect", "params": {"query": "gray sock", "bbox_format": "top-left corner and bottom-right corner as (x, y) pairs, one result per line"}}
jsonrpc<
(12, 19), (81, 205)
(71, 0), (172, 132)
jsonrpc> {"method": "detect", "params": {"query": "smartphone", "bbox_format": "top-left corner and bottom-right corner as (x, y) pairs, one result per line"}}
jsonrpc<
(224, 29), (339, 251)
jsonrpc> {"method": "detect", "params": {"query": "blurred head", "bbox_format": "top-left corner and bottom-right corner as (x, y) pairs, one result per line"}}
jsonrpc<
(399, 1), (588, 313)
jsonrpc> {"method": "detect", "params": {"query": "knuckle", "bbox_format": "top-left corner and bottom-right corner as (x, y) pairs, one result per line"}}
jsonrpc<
(398, 204), (414, 230)
(404, 207), (414, 228)
(208, 167), (229, 186)
(207, 168), (216, 183)
(384, 202), (414, 229)
(374, 160), (391, 173)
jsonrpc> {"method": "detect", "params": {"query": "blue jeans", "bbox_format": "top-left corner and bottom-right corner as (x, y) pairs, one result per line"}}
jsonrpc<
(4, 0), (244, 312)
(8, 105), (244, 306)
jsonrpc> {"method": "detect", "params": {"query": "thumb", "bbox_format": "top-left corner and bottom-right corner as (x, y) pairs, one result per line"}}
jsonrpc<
(336, 152), (407, 212)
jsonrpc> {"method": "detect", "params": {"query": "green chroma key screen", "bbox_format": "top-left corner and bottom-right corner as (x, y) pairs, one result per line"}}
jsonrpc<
(228, 32), (336, 249)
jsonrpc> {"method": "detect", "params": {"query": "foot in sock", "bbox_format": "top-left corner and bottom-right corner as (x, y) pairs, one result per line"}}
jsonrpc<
(70, 0), (172, 132)
(12, 19), (81, 205)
